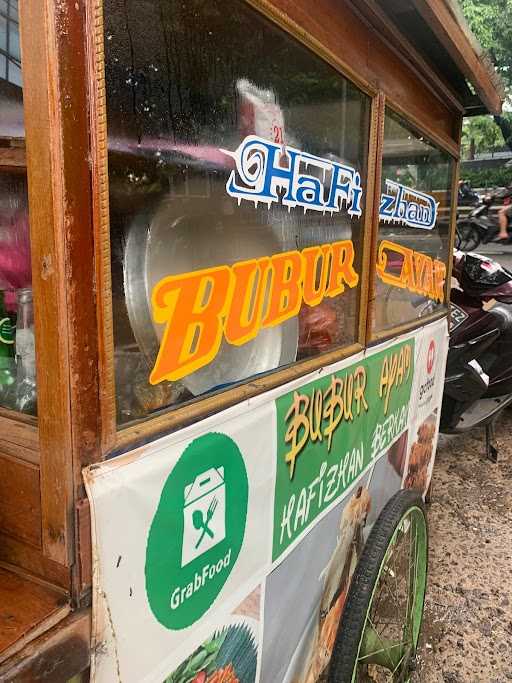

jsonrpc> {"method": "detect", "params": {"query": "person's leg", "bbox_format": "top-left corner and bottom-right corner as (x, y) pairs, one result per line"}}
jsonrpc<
(498, 206), (509, 239)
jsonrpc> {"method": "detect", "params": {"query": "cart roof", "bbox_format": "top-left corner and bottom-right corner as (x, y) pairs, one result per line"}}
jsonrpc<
(358, 0), (505, 116)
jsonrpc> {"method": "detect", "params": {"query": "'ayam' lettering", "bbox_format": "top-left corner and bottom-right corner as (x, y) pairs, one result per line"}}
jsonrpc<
(376, 239), (446, 303)
(379, 343), (412, 414)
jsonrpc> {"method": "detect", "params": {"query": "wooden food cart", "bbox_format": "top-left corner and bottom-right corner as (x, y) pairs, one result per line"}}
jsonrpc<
(0, 0), (503, 681)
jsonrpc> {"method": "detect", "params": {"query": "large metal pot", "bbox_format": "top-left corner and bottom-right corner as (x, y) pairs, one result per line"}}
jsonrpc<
(124, 197), (298, 396)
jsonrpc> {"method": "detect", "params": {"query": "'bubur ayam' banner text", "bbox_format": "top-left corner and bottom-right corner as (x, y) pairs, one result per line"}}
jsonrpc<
(273, 339), (414, 560)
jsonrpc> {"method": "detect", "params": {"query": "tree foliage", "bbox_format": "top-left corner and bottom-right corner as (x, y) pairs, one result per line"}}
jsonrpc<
(460, 0), (512, 89)
(460, 0), (512, 156)
(459, 165), (512, 188)
(461, 114), (504, 156)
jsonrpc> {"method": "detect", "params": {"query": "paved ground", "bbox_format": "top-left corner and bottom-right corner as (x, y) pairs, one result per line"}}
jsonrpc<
(413, 411), (512, 682)
(471, 242), (512, 269)
(413, 244), (512, 681)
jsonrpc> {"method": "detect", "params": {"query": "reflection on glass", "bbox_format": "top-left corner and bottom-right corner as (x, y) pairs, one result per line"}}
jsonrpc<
(0, 2), (35, 416)
(0, 173), (35, 415)
(104, 0), (370, 426)
(372, 109), (453, 334)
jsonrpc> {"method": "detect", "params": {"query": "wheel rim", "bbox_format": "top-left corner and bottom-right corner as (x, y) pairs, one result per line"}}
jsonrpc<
(351, 506), (428, 682)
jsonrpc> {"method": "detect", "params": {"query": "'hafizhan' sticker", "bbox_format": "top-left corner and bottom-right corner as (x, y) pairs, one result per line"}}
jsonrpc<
(379, 179), (438, 230)
(221, 135), (363, 217)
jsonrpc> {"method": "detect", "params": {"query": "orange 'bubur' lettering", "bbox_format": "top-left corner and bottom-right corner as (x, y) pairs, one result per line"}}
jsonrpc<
(150, 239), (362, 385)
(302, 245), (331, 307)
(263, 251), (303, 327)
(225, 258), (270, 345)
(325, 240), (359, 297)
(150, 266), (232, 384)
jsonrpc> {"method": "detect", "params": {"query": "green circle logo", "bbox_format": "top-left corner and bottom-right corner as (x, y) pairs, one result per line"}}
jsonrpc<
(145, 432), (248, 629)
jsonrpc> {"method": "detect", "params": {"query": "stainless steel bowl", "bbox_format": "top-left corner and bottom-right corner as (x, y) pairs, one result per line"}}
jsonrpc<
(124, 197), (298, 396)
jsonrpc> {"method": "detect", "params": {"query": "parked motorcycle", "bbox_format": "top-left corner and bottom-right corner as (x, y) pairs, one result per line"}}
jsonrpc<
(455, 187), (512, 252)
(441, 250), (512, 460)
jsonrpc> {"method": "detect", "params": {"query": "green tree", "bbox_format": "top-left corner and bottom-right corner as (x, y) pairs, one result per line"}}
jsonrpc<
(461, 112), (510, 157)
(460, 0), (512, 154)
(460, 0), (512, 88)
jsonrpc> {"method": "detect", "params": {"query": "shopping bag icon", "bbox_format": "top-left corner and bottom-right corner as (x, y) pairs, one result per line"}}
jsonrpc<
(181, 467), (226, 567)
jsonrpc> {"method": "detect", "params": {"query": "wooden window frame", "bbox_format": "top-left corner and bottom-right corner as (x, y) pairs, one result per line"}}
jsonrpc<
(0, 0), (483, 669)
(87, 0), (463, 456)
(0, 0), (465, 628)
(366, 100), (462, 346)
(87, 0), (382, 454)
(0, 0), (104, 583)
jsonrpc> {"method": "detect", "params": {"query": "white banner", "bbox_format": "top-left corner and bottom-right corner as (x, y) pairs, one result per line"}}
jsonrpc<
(85, 317), (449, 683)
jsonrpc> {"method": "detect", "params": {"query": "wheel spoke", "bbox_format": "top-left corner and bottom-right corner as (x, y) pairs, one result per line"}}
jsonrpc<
(354, 508), (426, 680)
(391, 651), (408, 675)
(359, 619), (405, 670)
(333, 496), (428, 683)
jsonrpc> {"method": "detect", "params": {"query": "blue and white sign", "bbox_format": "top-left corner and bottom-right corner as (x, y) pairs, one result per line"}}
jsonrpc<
(379, 179), (438, 230)
(222, 135), (363, 217)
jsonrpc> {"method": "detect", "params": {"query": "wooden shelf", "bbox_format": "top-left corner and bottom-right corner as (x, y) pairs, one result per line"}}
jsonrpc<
(0, 566), (70, 665)
(0, 412), (38, 465)
(0, 147), (26, 169)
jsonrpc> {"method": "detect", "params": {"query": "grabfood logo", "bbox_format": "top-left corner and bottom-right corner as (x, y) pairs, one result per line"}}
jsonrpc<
(145, 433), (248, 630)
(427, 340), (436, 374)
(419, 339), (436, 402)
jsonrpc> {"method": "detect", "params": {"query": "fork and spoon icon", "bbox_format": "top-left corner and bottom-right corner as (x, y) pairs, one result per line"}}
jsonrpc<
(192, 497), (218, 549)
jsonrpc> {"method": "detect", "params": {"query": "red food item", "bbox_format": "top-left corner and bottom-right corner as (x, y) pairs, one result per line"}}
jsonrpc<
(207, 665), (239, 683)
(299, 303), (338, 354)
(192, 672), (207, 683)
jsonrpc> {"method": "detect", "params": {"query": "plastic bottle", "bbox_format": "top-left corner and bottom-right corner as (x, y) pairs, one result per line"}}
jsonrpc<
(14, 287), (37, 415)
(0, 290), (16, 404)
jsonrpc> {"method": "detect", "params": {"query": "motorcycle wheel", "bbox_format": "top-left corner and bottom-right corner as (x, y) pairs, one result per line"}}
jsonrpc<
(328, 490), (428, 683)
(455, 223), (480, 252)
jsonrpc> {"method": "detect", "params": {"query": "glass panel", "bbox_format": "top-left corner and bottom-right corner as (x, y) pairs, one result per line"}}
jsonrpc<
(9, 21), (19, 62)
(372, 109), (453, 334)
(0, 0), (23, 137)
(8, 60), (20, 87)
(0, 3), (36, 416)
(0, 172), (36, 415)
(104, 0), (370, 426)
(0, 13), (6, 52)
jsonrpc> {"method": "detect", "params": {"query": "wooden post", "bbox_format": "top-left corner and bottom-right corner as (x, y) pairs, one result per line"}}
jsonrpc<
(19, 0), (102, 577)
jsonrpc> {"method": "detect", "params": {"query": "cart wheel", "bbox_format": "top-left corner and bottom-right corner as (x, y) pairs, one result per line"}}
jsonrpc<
(328, 490), (428, 683)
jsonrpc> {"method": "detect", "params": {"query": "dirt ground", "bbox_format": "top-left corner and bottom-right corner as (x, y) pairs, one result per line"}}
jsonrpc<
(413, 410), (512, 682)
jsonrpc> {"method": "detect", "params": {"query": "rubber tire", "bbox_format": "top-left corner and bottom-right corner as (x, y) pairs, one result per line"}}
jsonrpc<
(328, 490), (428, 683)
(456, 223), (480, 252)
